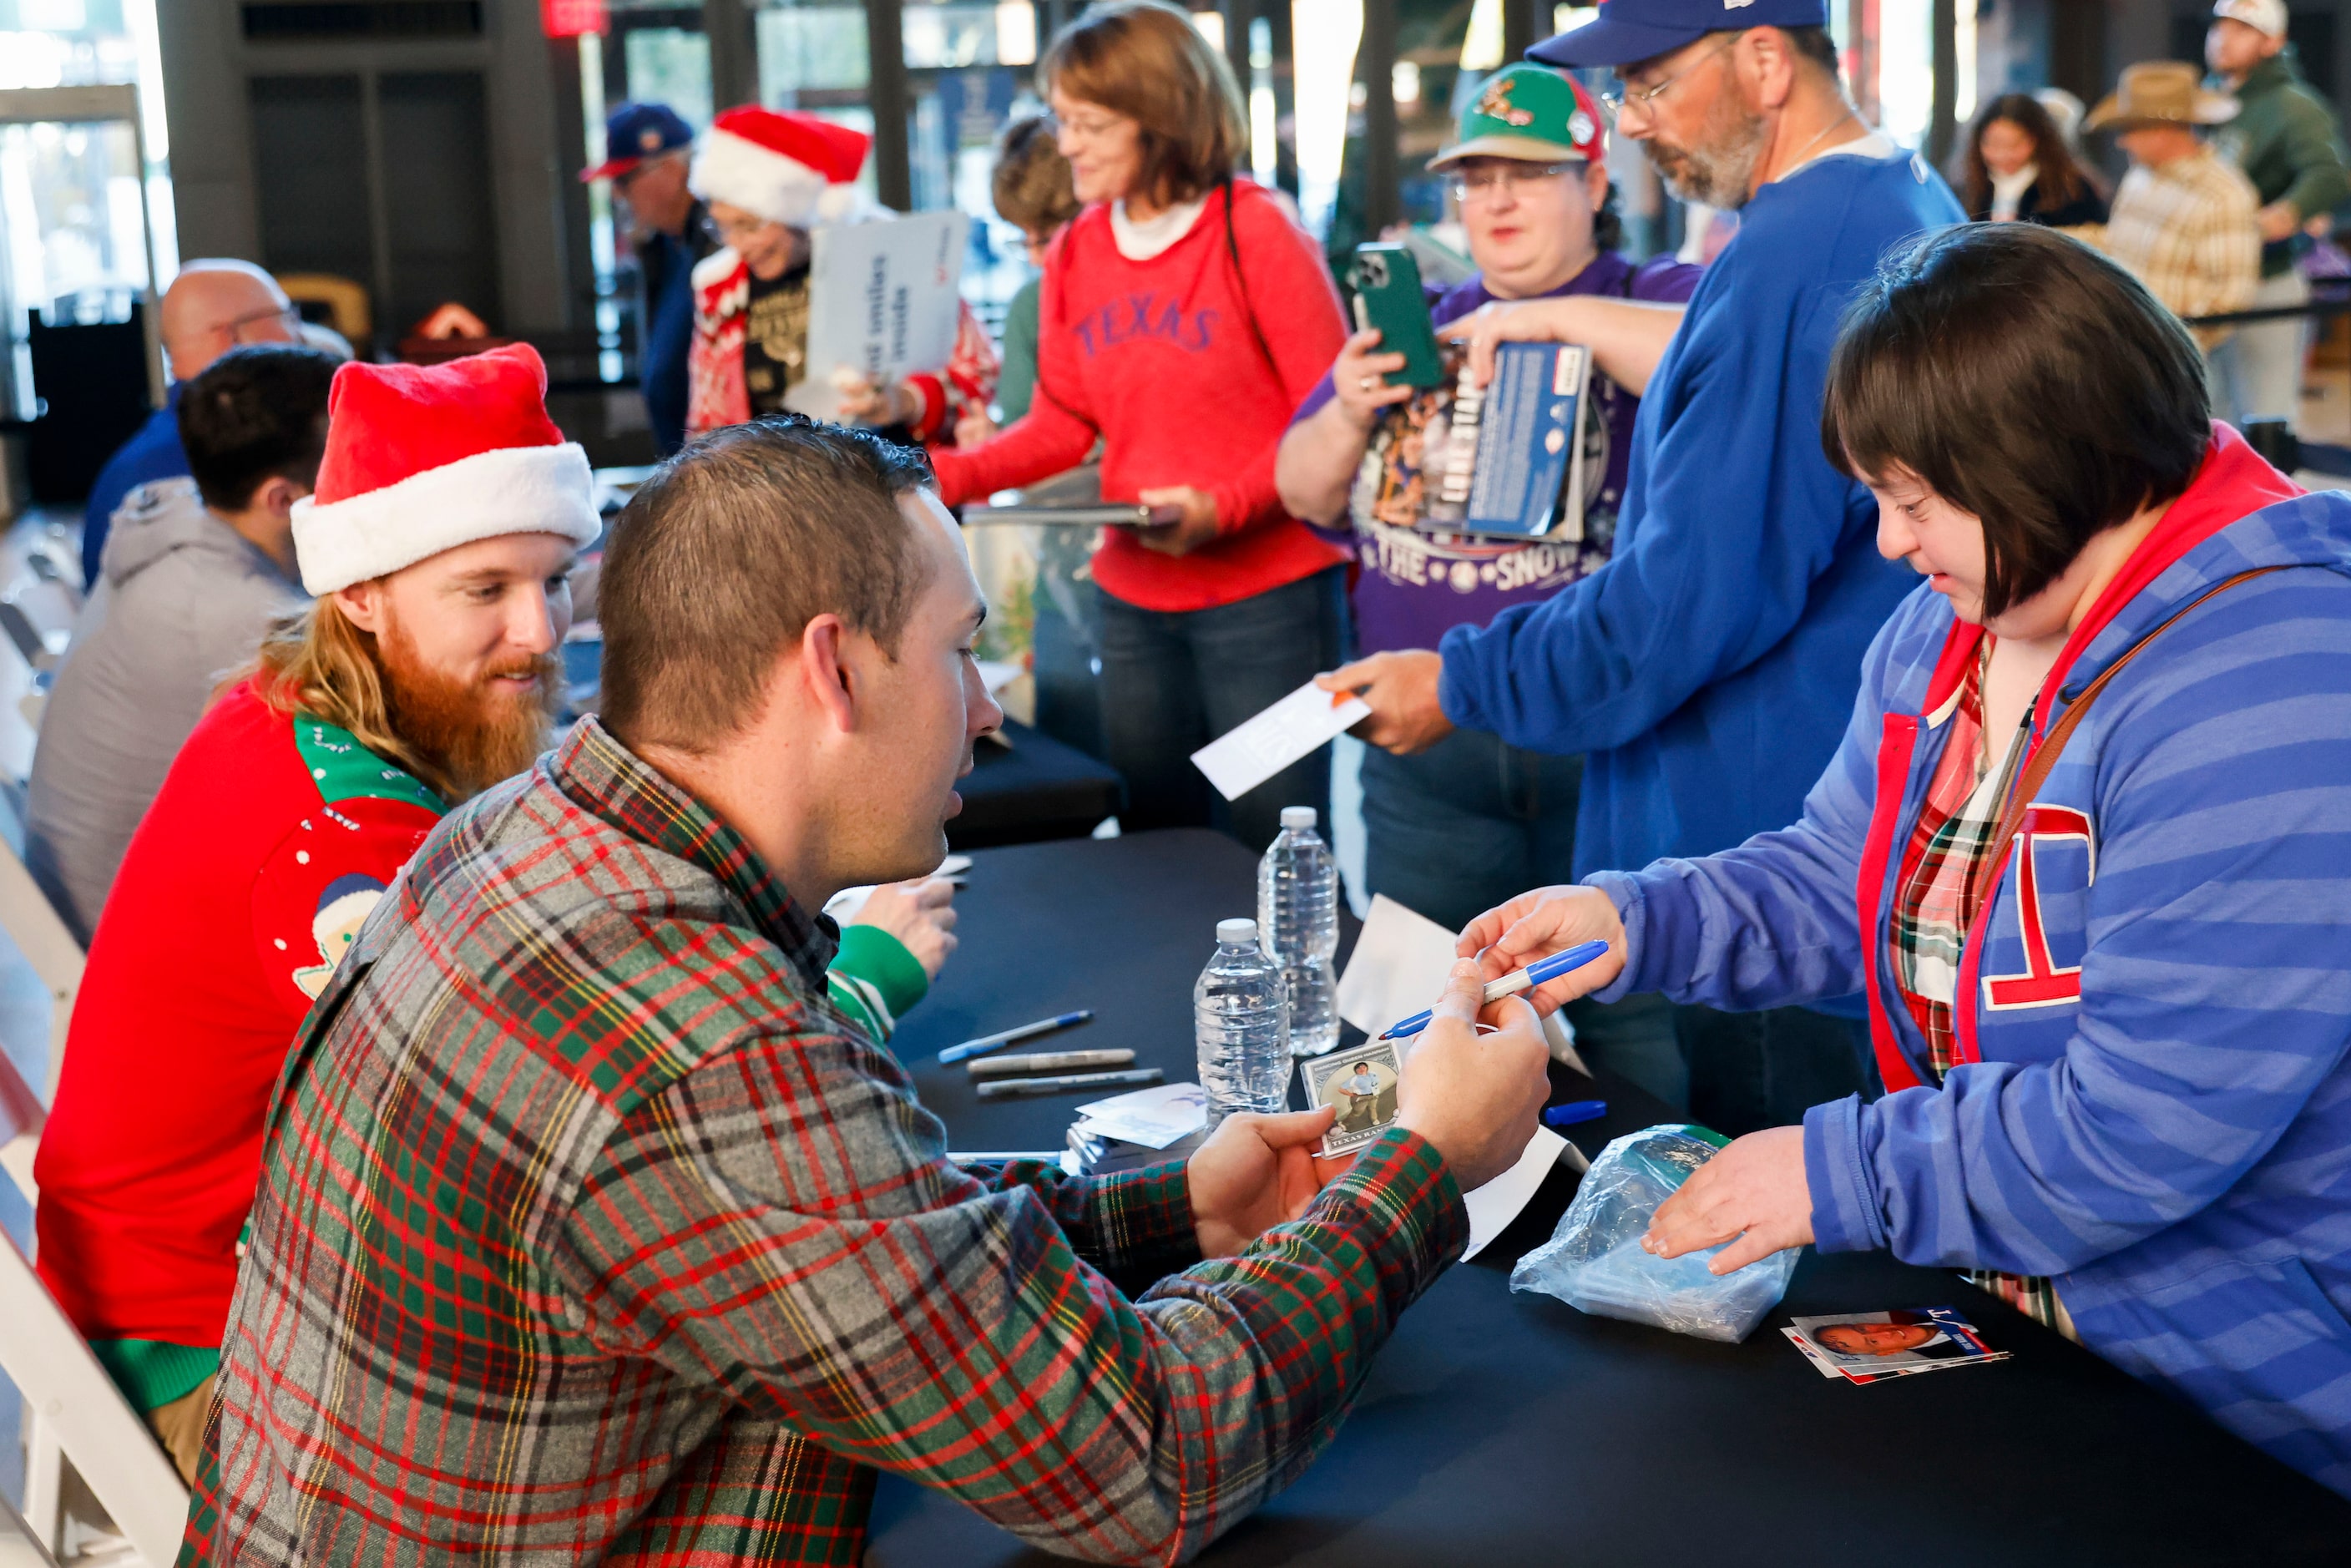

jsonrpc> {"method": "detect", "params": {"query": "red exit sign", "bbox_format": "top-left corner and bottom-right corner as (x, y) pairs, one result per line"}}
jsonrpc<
(540, 0), (606, 37)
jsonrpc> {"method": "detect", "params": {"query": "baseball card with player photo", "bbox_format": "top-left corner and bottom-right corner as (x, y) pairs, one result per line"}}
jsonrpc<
(1300, 1039), (1404, 1157)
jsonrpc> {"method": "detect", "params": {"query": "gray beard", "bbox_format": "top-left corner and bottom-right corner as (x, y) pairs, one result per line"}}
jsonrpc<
(1646, 103), (1772, 210)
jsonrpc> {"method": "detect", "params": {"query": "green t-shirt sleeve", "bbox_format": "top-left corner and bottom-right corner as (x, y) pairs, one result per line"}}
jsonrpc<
(827, 923), (931, 1045)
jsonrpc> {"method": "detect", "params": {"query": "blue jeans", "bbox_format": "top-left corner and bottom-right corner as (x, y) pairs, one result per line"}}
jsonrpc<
(1673, 1002), (1878, 1138)
(1095, 567), (1346, 852)
(1359, 729), (1684, 1105)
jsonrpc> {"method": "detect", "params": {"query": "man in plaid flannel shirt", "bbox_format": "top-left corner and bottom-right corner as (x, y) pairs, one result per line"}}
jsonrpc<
(185, 418), (1552, 1565)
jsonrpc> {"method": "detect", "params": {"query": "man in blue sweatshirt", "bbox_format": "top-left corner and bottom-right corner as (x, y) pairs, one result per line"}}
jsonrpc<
(1318, 0), (1962, 1133)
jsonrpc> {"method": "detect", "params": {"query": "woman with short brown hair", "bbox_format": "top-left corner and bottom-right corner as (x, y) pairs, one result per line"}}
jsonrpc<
(1462, 222), (2351, 1494)
(929, 0), (1352, 851)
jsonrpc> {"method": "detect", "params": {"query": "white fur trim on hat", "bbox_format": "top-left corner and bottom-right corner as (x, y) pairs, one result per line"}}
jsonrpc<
(290, 442), (601, 595)
(692, 126), (830, 229)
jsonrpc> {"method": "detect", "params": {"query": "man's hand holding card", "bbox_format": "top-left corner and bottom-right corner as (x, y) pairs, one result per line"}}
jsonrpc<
(1386, 960), (1553, 1192)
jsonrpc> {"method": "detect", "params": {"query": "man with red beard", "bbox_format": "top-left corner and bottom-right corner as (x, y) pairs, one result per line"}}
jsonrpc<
(31, 344), (604, 1482)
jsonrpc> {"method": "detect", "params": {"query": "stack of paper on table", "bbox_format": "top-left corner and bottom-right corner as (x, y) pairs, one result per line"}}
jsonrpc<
(1064, 1082), (1210, 1175)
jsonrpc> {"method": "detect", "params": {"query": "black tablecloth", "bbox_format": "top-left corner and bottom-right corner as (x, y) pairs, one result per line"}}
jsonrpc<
(948, 720), (1124, 852)
(875, 830), (2351, 1566)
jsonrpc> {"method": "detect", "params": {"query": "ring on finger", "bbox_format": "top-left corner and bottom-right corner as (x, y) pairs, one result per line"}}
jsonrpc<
(1357, 375), (1376, 392)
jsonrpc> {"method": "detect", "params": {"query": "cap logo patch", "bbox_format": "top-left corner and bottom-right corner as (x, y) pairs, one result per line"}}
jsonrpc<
(1725, 0), (1754, 8)
(1568, 109), (1595, 143)
(1477, 78), (1536, 127)
(640, 128), (664, 150)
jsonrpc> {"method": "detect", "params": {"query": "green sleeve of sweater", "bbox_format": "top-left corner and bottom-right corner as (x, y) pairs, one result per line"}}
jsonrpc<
(998, 277), (1042, 422)
(827, 923), (932, 1045)
(2274, 93), (2351, 223)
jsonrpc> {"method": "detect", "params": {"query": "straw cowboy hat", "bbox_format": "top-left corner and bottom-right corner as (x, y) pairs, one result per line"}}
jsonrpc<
(2086, 61), (2240, 131)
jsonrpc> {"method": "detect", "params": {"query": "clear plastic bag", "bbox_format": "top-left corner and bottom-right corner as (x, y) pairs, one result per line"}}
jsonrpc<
(1509, 1123), (1797, 1344)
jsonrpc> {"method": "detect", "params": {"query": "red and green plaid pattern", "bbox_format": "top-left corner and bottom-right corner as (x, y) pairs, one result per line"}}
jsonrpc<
(1889, 642), (2029, 1079)
(1885, 644), (2073, 1342)
(181, 718), (1469, 1565)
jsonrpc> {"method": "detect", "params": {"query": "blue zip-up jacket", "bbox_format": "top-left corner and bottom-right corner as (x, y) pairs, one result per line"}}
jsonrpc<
(1436, 143), (1960, 880)
(1587, 429), (2351, 1491)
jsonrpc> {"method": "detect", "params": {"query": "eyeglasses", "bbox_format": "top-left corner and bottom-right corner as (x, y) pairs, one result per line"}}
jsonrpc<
(1447, 160), (1580, 203)
(219, 304), (302, 344)
(1600, 37), (1736, 117)
(1049, 109), (1131, 144)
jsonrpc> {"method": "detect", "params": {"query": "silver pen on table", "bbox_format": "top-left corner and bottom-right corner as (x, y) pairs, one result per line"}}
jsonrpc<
(968, 1049), (1137, 1079)
(974, 1066), (1164, 1100)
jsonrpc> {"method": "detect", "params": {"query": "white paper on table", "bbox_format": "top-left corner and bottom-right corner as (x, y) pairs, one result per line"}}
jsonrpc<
(1071, 1081), (1208, 1149)
(1335, 894), (1460, 1039)
(1459, 1125), (1567, 1262)
(1191, 681), (1371, 802)
(822, 854), (974, 923)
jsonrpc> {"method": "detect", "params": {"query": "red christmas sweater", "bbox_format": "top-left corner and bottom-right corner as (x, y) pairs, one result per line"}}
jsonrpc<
(34, 680), (441, 1409)
(928, 180), (1349, 613)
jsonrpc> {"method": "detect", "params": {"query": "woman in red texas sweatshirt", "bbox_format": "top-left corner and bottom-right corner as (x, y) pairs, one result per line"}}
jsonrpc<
(928, 0), (1349, 849)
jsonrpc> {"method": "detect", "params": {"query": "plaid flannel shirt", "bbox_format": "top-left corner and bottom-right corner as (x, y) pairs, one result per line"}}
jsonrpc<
(183, 718), (1468, 1566)
(2089, 148), (2262, 346)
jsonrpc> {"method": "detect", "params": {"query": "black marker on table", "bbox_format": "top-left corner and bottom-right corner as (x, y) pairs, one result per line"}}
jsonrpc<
(974, 1066), (1163, 1100)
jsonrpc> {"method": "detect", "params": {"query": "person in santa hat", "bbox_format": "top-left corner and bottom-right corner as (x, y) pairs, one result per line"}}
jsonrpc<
(685, 105), (999, 442)
(29, 342), (953, 1485)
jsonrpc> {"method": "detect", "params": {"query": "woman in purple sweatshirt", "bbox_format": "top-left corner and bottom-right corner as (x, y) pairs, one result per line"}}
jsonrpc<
(1276, 63), (1696, 1095)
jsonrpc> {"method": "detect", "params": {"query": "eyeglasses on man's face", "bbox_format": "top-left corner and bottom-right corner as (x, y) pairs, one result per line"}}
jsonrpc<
(1600, 37), (1737, 118)
(1447, 159), (1580, 204)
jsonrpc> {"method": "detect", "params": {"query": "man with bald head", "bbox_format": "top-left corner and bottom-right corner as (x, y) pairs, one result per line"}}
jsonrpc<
(83, 260), (301, 584)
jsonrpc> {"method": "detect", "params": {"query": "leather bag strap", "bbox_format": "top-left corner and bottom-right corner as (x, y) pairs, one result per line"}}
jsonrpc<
(1985, 565), (2290, 857)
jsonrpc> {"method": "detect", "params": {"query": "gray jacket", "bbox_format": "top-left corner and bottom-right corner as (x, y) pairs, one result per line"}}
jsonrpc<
(26, 478), (306, 944)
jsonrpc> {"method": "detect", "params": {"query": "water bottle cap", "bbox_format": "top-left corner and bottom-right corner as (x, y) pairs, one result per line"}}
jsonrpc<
(1216, 918), (1258, 945)
(1280, 806), (1317, 829)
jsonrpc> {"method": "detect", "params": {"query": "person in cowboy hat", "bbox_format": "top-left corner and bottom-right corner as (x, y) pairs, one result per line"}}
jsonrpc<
(2085, 60), (2262, 348)
(1276, 63), (1698, 1081)
(684, 106), (997, 444)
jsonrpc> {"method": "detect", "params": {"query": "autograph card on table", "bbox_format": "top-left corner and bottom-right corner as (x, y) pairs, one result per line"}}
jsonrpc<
(1300, 1040), (1403, 1157)
(1191, 681), (1371, 802)
(1782, 1307), (2009, 1385)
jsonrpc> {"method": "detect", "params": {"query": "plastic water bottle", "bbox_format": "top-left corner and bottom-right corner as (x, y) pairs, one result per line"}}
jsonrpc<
(1258, 805), (1340, 1059)
(1194, 918), (1291, 1125)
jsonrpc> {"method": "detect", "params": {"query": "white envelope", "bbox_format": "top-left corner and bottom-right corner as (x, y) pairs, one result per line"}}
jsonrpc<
(1334, 894), (1460, 1039)
(1191, 680), (1371, 802)
(1460, 1125), (1568, 1262)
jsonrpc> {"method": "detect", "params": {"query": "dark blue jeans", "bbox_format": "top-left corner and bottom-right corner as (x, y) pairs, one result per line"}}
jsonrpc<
(1359, 729), (1683, 1105)
(1095, 567), (1347, 852)
(1672, 1003), (1879, 1138)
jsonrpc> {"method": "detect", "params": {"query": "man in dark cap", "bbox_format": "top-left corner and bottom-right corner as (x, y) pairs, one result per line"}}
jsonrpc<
(583, 101), (711, 454)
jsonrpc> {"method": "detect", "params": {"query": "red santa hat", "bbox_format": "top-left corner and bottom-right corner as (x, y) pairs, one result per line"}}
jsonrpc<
(690, 107), (871, 230)
(290, 342), (602, 595)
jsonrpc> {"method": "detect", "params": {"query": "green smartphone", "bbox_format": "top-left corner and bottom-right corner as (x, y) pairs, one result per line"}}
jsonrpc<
(1352, 242), (1446, 389)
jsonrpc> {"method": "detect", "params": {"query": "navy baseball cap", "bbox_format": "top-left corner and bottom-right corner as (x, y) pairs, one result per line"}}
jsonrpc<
(582, 102), (695, 183)
(1529, 0), (1828, 69)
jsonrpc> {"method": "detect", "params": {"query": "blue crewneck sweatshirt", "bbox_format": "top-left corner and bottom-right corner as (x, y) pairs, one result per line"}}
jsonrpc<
(1436, 144), (1964, 894)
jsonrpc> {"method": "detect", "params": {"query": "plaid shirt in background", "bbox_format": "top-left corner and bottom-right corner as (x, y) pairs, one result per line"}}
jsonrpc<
(182, 718), (1468, 1566)
(2088, 146), (2261, 346)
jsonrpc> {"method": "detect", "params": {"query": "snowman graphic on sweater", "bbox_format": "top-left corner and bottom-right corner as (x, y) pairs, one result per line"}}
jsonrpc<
(291, 873), (387, 1000)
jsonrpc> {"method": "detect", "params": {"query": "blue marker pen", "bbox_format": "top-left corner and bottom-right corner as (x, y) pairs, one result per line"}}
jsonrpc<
(1376, 940), (1611, 1042)
(1543, 1100), (1607, 1130)
(938, 1009), (1095, 1065)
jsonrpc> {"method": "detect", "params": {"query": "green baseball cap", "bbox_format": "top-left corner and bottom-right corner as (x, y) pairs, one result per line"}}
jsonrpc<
(1428, 63), (1605, 171)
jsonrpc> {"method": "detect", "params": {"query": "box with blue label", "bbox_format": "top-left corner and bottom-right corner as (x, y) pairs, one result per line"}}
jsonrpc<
(1351, 341), (1594, 542)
